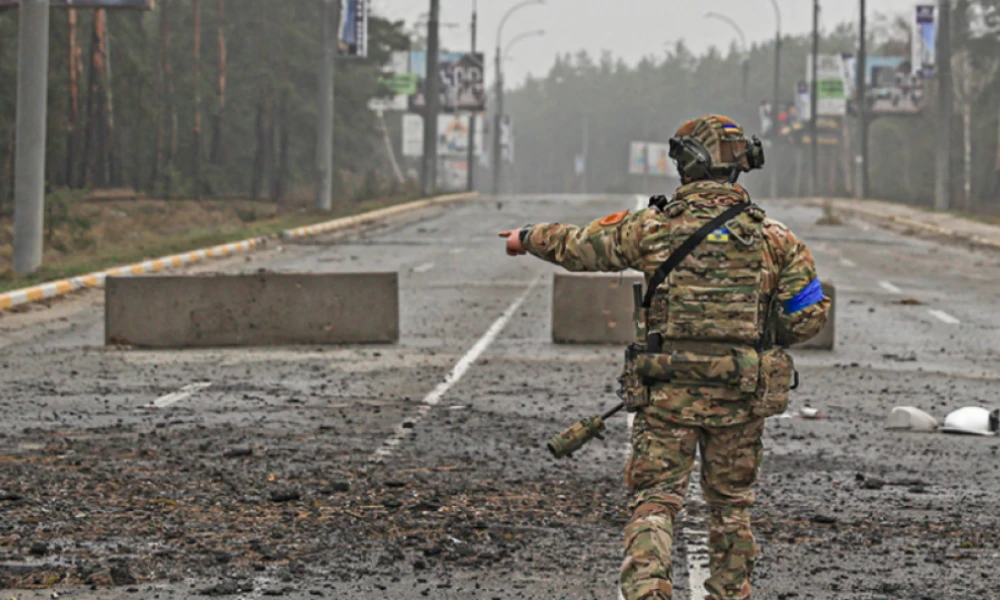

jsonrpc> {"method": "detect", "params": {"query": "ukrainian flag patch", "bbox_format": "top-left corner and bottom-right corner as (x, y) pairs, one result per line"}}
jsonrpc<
(707, 228), (730, 243)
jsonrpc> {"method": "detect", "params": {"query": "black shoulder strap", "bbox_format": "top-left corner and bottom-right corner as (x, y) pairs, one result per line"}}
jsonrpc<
(642, 202), (753, 309)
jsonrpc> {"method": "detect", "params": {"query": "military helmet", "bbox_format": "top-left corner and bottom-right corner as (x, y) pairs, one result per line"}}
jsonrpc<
(669, 114), (765, 182)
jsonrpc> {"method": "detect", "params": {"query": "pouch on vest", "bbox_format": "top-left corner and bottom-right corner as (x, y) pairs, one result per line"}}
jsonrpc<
(618, 343), (651, 412)
(751, 348), (795, 417)
(634, 348), (759, 394)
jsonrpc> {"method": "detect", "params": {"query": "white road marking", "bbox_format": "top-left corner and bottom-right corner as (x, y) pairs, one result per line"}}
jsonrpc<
(413, 262), (436, 273)
(151, 382), (212, 409)
(928, 309), (961, 325)
(684, 473), (712, 600)
(840, 258), (857, 268)
(635, 195), (647, 210)
(370, 275), (543, 462)
(879, 280), (902, 294)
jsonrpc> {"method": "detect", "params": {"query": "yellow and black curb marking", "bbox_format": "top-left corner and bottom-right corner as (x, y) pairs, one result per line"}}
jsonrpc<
(1, 192), (476, 313)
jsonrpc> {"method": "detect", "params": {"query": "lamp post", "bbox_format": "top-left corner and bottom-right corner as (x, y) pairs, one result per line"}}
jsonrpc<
(503, 29), (545, 62)
(492, 0), (545, 197)
(705, 11), (749, 101)
(769, 0), (781, 200)
(467, 0), (478, 192)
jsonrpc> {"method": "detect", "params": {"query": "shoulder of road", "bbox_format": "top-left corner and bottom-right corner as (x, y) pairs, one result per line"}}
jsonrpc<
(0, 192), (475, 313)
(813, 197), (1000, 252)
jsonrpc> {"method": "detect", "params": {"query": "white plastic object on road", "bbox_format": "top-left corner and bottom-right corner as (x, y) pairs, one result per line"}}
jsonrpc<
(886, 406), (938, 432)
(940, 406), (1000, 436)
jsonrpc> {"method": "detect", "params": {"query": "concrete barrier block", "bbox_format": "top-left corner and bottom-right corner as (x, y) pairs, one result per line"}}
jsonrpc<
(552, 273), (643, 344)
(794, 281), (836, 350)
(552, 274), (836, 350)
(106, 272), (399, 348)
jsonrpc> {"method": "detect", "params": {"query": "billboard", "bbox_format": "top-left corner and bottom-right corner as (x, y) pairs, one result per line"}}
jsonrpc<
(866, 56), (925, 115)
(368, 52), (416, 112)
(647, 143), (679, 178)
(0, 0), (154, 8)
(338, 0), (368, 58)
(401, 113), (485, 158)
(628, 142), (678, 178)
(628, 142), (648, 175)
(806, 54), (848, 116)
(409, 51), (486, 113)
(913, 5), (936, 78)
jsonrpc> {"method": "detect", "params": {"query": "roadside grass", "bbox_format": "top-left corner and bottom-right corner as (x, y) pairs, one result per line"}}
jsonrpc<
(0, 195), (421, 294)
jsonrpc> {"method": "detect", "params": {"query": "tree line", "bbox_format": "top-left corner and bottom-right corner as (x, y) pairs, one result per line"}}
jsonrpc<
(504, 2), (1000, 211)
(0, 0), (409, 212)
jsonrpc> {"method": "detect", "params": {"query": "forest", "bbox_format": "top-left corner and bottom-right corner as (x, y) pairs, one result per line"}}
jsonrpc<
(0, 0), (410, 212)
(504, 1), (1000, 212)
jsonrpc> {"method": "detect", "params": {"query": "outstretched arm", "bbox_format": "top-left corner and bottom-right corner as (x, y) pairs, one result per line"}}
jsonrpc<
(500, 209), (644, 272)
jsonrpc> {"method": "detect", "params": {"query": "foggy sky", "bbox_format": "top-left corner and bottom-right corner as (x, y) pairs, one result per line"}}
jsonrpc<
(373, 0), (923, 86)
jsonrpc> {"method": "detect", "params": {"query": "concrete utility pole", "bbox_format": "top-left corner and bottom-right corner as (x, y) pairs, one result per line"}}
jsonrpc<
(466, 1), (477, 193)
(493, 0), (544, 198)
(769, 0), (781, 200)
(856, 0), (869, 199)
(317, 0), (337, 211)
(935, 0), (953, 211)
(13, 0), (51, 274)
(421, 0), (441, 196)
(810, 0), (819, 197)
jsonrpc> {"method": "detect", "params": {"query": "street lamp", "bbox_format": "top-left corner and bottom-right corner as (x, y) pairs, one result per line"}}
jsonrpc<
(704, 11), (749, 101)
(503, 29), (545, 63)
(769, 0), (782, 200)
(493, 0), (545, 196)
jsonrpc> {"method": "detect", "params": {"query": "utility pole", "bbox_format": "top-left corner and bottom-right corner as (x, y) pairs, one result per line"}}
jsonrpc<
(317, 0), (337, 211)
(935, 0), (953, 211)
(13, 0), (51, 274)
(466, 1), (477, 192)
(770, 0), (781, 200)
(491, 50), (503, 197)
(856, 0), (869, 199)
(421, 0), (441, 196)
(810, 0), (819, 197)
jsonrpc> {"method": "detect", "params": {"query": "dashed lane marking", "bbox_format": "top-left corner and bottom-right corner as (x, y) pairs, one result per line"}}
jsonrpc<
(928, 309), (961, 325)
(151, 382), (212, 409)
(840, 258), (857, 268)
(635, 195), (646, 210)
(879, 280), (902, 294)
(370, 275), (543, 463)
(413, 262), (436, 273)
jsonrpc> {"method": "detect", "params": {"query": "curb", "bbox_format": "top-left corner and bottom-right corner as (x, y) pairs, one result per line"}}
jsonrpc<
(0, 192), (477, 313)
(281, 191), (474, 240)
(821, 199), (1000, 252)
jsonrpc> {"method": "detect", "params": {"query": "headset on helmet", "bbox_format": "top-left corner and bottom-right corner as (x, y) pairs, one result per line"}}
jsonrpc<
(669, 115), (766, 183)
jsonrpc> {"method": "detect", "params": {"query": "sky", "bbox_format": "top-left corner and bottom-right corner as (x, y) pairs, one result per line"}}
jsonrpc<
(372, 0), (924, 86)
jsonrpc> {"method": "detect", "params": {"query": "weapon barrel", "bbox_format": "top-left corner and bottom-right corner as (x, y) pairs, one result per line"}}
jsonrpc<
(547, 414), (607, 459)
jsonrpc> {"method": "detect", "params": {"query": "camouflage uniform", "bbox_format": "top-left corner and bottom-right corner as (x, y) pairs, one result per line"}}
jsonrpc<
(521, 178), (829, 599)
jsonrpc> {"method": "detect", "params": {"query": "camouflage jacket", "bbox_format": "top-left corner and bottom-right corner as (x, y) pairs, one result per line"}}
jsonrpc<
(523, 181), (830, 427)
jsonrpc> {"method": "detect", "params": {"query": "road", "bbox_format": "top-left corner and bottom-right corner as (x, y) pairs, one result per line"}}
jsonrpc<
(2, 194), (999, 599)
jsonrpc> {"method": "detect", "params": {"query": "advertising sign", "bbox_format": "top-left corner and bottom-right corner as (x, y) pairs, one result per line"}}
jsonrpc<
(401, 113), (485, 158)
(409, 51), (486, 113)
(628, 142), (648, 175)
(866, 56), (925, 115)
(338, 0), (368, 58)
(368, 52), (415, 111)
(647, 143), (679, 178)
(0, 0), (154, 8)
(806, 54), (848, 116)
(913, 5), (936, 78)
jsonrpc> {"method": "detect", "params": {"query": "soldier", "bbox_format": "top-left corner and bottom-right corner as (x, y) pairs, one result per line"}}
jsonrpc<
(499, 115), (830, 600)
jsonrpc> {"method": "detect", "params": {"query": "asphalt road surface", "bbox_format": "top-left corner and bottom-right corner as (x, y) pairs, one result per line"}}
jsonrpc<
(2, 195), (999, 600)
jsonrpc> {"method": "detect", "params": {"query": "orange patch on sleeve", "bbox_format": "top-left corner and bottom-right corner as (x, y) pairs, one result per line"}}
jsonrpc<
(598, 210), (629, 226)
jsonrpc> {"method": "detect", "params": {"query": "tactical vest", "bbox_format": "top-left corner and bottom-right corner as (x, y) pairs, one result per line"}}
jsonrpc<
(648, 183), (767, 349)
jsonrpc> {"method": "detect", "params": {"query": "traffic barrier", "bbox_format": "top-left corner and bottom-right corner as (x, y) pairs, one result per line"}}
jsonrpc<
(106, 272), (399, 348)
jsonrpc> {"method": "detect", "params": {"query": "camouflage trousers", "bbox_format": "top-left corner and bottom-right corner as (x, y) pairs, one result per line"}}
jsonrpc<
(620, 412), (764, 600)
